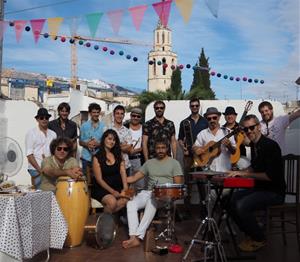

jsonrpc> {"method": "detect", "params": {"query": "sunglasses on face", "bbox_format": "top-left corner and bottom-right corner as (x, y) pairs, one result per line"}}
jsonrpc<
(243, 124), (258, 133)
(131, 114), (141, 119)
(56, 146), (69, 152)
(155, 106), (165, 110)
(38, 116), (49, 120)
(190, 104), (199, 108)
(207, 116), (218, 121)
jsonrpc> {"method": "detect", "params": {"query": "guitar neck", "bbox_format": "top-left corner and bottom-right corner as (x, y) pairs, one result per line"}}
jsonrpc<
(211, 129), (237, 150)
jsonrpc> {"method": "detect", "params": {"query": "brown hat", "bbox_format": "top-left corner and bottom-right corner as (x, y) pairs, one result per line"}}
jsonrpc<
(35, 108), (51, 119)
(131, 107), (142, 115)
(204, 107), (221, 118)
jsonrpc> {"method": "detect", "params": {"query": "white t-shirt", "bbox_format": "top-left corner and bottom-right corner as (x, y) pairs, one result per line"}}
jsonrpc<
(194, 127), (236, 172)
(260, 115), (289, 155)
(25, 127), (57, 170)
(129, 126), (142, 150)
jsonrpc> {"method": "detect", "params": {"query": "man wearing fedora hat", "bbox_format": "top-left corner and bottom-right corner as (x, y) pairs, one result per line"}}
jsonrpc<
(25, 108), (57, 189)
(193, 107), (236, 172)
(223, 106), (246, 158)
(124, 107), (146, 190)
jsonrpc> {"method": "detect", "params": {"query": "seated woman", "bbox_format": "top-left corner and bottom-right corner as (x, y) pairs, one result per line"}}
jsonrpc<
(91, 129), (129, 214)
(40, 137), (82, 192)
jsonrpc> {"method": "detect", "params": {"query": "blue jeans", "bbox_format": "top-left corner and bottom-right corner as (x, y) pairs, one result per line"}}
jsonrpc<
(229, 189), (284, 241)
(27, 169), (41, 189)
(81, 159), (92, 177)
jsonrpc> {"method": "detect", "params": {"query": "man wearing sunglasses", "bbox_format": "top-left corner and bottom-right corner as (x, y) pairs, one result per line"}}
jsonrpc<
(178, 98), (208, 207)
(25, 108), (57, 189)
(40, 137), (82, 192)
(49, 102), (78, 147)
(228, 114), (285, 252)
(258, 101), (300, 155)
(124, 107), (145, 190)
(143, 100), (176, 161)
(193, 107), (236, 172)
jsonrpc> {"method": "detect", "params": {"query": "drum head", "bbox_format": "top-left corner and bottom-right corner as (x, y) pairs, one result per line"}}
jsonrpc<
(95, 213), (117, 249)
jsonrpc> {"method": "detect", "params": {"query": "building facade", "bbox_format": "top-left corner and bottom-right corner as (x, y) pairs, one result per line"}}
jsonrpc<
(148, 21), (177, 92)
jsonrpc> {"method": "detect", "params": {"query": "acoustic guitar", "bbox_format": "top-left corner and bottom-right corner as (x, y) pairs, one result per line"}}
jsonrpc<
(194, 128), (240, 167)
(230, 101), (253, 164)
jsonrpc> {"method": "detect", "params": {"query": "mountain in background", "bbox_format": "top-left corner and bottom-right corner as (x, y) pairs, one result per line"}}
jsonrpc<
(2, 68), (143, 94)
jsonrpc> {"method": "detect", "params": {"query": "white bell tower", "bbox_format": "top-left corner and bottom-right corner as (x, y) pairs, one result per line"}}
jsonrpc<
(147, 21), (177, 92)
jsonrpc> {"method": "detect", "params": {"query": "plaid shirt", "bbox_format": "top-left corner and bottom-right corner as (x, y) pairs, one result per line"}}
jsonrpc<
(143, 117), (175, 159)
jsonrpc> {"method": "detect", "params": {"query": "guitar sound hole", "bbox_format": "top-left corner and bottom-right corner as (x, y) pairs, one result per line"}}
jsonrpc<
(208, 147), (213, 152)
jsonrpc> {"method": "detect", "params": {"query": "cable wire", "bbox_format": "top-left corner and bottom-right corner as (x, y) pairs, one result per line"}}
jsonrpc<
(5, 0), (80, 15)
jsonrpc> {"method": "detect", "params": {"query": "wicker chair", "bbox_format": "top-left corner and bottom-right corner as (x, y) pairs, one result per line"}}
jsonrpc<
(267, 154), (300, 250)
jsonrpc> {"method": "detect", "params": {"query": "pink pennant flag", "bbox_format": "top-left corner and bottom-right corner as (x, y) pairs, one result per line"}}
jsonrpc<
(128, 5), (147, 31)
(0, 20), (7, 41)
(152, 0), (173, 27)
(30, 19), (46, 44)
(14, 20), (27, 43)
(107, 9), (124, 34)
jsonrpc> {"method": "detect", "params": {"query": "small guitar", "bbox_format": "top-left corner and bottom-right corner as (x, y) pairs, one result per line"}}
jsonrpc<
(194, 128), (240, 167)
(230, 101), (253, 164)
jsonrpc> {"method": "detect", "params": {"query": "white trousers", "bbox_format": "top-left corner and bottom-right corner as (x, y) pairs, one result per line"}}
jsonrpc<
(126, 190), (157, 240)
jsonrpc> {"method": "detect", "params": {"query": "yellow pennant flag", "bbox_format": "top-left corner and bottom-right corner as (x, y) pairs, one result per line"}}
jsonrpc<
(175, 0), (194, 23)
(48, 17), (63, 39)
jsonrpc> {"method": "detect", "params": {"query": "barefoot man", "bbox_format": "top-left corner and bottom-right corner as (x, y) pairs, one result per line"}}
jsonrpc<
(122, 138), (183, 249)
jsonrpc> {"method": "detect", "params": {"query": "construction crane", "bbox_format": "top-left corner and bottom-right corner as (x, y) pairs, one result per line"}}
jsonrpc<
(45, 34), (151, 89)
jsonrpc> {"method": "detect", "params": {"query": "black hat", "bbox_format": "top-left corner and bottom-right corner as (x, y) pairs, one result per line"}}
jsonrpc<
(223, 106), (237, 115)
(35, 108), (51, 119)
(204, 107), (221, 118)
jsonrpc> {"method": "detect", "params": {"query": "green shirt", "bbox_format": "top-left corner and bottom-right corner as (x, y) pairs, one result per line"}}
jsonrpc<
(40, 156), (79, 192)
(139, 157), (183, 190)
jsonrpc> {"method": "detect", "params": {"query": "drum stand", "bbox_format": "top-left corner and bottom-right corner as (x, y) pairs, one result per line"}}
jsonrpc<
(155, 200), (177, 242)
(183, 174), (227, 262)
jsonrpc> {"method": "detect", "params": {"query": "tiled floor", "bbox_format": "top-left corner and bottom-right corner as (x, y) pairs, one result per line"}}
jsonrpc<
(29, 206), (299, 262)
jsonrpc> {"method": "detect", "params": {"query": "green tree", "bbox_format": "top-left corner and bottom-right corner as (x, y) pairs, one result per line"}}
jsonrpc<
(189, 48), (215, 99)
(168, 67), (185, 99)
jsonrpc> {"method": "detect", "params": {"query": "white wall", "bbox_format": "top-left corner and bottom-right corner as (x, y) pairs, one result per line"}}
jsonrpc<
(145, 99), (285, 136)
(1, 100), (39, 185)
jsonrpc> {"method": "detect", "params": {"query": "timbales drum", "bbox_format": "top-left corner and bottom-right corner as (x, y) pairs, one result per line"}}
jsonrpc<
(153, 183), (186, 201)
(85, 213), (117, 249)
(56, 176), (89, 247)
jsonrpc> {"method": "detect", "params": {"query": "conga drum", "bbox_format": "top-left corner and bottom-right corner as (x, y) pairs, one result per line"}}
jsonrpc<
(56, 176), (89, 247)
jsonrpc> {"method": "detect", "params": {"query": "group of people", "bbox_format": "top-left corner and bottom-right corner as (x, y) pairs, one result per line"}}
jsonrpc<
(24, 98), (300, 252)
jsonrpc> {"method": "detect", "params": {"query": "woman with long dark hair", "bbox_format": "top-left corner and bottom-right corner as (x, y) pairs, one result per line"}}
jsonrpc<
(91, 129), (128, 213)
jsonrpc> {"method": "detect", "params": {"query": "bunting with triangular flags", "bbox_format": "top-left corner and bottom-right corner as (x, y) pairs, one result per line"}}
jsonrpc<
(14, 20), (27, 42)
(47, 17), (63, 39)
(66, 16), (81, 36)
(30, 19), (46, 43)
(128, 5), (147, 31)
(152, 0), (173, 27)
(107, 9), (124, 34)
(175, 0), (194, 23)
(205, 0), (220, 18)
(0, 20), (7, 41)
(86, 12), (103, 38)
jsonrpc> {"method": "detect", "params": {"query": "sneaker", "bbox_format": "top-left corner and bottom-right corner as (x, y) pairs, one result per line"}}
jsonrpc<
(238, 238), (266, 252)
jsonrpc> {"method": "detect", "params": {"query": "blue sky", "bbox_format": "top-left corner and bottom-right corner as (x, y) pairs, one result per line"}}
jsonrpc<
(3, 0), (299, 101)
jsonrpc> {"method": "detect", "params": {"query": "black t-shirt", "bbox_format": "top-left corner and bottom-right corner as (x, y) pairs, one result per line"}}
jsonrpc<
(48, 118), (78, 140)
(250, 135), (286, 196)
(178, 115), (208, 155)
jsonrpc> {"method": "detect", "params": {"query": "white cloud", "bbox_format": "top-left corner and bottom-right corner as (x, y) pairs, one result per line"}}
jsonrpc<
(2, 0), (299, 101)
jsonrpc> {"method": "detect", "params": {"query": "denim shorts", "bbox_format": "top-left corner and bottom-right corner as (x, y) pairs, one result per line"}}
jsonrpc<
(27, 169), (41, 189)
